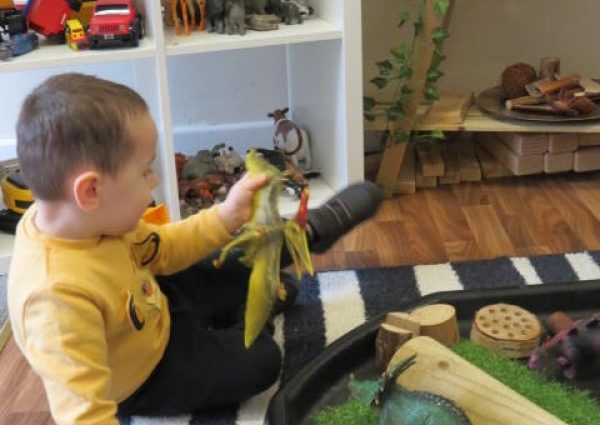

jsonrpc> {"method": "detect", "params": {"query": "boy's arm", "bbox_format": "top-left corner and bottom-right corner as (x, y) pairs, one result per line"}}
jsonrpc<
(23, 284), (119, 425)
(136, 205), (233, 275)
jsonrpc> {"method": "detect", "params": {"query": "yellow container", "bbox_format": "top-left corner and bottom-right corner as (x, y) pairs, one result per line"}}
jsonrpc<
(1, 173), (34, 215)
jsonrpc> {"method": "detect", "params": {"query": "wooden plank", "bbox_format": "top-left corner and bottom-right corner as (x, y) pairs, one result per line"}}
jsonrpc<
(574, 147), (600, 172)
(439, 142), (461, 184)
(578, 133), (600, 146)
(457, 139), (482, 182)
(415, 142), (445, 177)
(376, 0), (447, 193)
(395, 143), (416, 195)
(390, 337), (567, 425)
(496, 132), (548, 155)
(548, 133), (578, 153)
(475, 144), (511, 179)
(544, 152), (573, 174)
(478, 133), (544, 176)
(419, 92), (474, 126)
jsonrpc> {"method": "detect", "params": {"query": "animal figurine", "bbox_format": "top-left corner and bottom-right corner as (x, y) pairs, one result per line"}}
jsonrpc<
(268, 107), (312, 171)
(213, 150), (313, 348)
(246, 0), (268, 14)
(206, 0), (226, 33)
(225, 0), (246, 35)
(528, 312), (600, 380)
(213, 144), (243, 175)
(181, 149), (217, 179)
(350, 355), (472, 425)
(278, 0), (310, 25)
(172, 0), (206, 35)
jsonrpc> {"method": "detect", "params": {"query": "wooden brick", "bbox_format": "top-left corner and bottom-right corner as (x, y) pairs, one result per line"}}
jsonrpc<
(439, 142), (461, 184)
(496, 132), (548, 155)
(574, 147), (600, 172)
(395, 143), (416, 195)
(544, 151), (573, 173)
(475, 144), (512, 179)
(457, 139), (482, 182)
(420, 92), (474, 126)
(415, 142), (445, 177)
(578, 133), (600, 147)
(416, 156), (438, 188)
(478, 133), (544, 176)
(548, 133), (578, 153)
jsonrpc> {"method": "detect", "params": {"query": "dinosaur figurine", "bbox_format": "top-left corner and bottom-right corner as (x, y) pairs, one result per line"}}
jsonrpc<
(214, 149), (314, 348)
(350, 355), (473, 425)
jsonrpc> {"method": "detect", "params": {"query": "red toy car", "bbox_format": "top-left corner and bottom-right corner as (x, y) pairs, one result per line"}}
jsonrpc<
(87, 0), (143, 49)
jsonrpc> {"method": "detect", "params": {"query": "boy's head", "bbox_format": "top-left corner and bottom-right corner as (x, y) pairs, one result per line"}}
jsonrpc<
(17, 73), (159, 234)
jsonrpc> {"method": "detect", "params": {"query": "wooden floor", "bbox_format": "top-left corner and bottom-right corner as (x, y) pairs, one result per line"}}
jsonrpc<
(2, 172), (599, 424)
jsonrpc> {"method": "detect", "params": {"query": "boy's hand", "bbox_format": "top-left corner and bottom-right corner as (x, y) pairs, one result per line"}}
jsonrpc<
(217, 173), (269, 234)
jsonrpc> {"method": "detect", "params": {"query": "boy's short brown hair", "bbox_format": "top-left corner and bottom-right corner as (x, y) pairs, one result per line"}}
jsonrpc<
(17, 73), (149, 200)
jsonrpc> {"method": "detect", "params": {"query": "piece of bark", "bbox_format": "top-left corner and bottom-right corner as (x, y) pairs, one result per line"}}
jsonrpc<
(375, 323), (414, 369)
(408, 303), (460, 346)
(544, 152), (573, 173)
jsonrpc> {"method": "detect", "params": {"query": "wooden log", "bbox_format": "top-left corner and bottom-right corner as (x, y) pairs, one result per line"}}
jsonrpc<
(574, 146), (600, 172)
(478, 133), (544, 176)
(389, 337), (567, 425)
(578, 133), (600, 147)
(408, 303), (460, 345)
(470, 303), (541, 359)
(544, 151), (573, 173)
(475, 144), (512, 179)
(526, 74), (580, 97)
(548, 133), (578, 153)
(439, 142), (461, 184)
(395, 143), (416, 195)
(375, 323), (414, 369)
(415, 142), (445, 177)
(420, 92), (474, 126)
(496, 132), (548, 155)
(457, 139), (482, 182)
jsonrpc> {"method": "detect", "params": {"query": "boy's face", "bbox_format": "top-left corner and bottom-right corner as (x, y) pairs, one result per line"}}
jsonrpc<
(98, 111), (159, 235)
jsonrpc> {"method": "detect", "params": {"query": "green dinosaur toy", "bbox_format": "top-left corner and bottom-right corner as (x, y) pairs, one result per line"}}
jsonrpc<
(350, 355), (473, 425)
(214, 149), (314, 348)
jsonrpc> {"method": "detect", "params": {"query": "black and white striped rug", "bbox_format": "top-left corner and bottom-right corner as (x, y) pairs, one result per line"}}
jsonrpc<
(126, 250), (600, 425)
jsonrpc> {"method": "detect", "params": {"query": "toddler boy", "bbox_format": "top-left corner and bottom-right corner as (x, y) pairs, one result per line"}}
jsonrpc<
(8, 73), (383, 424)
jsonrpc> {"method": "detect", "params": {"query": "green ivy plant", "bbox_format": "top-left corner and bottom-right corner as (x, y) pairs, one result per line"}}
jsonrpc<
(364, 0), (450, 145)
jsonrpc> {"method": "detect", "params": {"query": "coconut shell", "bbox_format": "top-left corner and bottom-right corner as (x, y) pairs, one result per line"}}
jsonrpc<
(501, 63), (537, 99)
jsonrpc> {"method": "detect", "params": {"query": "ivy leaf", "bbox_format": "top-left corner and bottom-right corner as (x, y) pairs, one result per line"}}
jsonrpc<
(364, 97), (376, 112)
(364, 113), (376, 122)
(390, 44), (408, 61)
(424, 86), (440, 101)
(371, 77), (388, 89)
(397, 65), (413, 79)
(394, 131), (410, 144)
(430, 49), (447, 69)
(398, 11), (410, 27)
(431, 27), (449, 44)
(434, 0), (450, 15)
(376, 60), (393, 76)
(429, 129), (445, 140)
(427, 68), (444, 82)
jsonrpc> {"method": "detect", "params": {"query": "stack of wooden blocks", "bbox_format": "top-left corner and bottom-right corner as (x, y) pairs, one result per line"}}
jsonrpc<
(388, 132), (600, 194)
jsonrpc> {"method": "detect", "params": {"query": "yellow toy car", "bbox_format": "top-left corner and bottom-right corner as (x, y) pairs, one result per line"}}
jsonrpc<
(1, 172), (34, 215)
(65, 19), (88, 51)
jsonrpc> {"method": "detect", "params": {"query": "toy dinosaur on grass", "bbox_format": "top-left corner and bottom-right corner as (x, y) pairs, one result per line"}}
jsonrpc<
(214, 149), (314, 348)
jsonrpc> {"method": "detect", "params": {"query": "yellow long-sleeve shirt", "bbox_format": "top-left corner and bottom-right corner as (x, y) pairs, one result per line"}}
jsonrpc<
(8, 204), (233, 424)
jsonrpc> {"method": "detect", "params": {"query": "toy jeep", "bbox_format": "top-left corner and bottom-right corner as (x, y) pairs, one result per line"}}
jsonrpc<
(88, 0), (144, 49)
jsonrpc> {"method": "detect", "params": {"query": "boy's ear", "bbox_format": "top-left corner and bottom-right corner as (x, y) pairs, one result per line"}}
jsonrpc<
(72, 171), (102, 212)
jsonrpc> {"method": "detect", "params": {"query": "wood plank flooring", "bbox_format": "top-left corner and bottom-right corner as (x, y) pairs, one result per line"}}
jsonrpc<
(2, 172), (599, 424)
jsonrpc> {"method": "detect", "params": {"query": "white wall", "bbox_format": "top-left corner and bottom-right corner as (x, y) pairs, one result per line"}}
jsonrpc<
(363, 0), (600, 97)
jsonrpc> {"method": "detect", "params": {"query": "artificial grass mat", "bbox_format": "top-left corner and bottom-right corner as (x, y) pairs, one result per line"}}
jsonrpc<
(315, 340), (600, 425)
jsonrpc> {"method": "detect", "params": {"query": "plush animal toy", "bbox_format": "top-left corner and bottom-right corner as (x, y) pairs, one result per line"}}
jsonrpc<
(268, 107), (312, 171)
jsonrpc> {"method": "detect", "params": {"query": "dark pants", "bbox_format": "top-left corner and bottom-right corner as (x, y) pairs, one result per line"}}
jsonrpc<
(117, 252), (282, 417)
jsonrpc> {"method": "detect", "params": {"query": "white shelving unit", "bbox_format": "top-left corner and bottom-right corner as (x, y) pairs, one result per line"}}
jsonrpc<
(0, 0), (365, 231)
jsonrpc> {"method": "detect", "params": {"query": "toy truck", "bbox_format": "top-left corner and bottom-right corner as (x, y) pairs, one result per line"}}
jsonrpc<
(87, 0), (143, 48)
(24, 0), (71, 42)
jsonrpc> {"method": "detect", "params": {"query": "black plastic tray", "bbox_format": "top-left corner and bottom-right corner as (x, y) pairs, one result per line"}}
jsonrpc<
(268, 280), (600, 425)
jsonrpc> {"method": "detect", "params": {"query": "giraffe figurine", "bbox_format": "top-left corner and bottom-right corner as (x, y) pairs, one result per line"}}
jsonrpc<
(173, 0), (207, 35)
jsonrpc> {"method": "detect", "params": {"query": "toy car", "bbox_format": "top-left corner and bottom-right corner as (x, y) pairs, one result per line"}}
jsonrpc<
(65, 18), (88, 50)
(87, 0), (144, 49)
(8, 31), (38, 56)
(24, 0), (71, 43)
